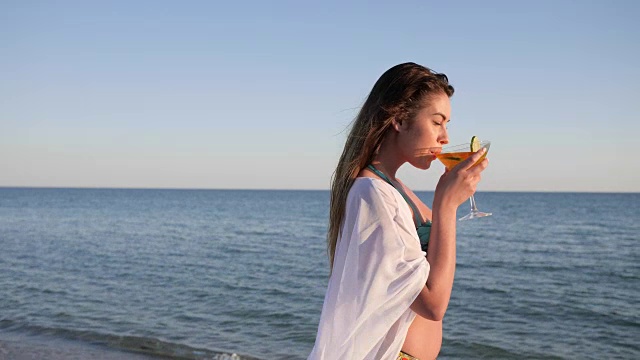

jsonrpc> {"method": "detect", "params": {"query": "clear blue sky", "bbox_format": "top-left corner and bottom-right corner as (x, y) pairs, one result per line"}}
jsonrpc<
(1, 0), (638, 192)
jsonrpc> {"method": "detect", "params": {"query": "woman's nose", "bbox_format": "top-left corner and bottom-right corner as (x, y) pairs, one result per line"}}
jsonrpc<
(439, 128), (449, 145)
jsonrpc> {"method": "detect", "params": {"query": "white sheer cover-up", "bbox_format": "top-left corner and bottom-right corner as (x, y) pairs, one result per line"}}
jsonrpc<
(308, 178), (430, 360)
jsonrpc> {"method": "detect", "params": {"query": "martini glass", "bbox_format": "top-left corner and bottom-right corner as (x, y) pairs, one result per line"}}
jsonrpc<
(436, 141), (491, 221)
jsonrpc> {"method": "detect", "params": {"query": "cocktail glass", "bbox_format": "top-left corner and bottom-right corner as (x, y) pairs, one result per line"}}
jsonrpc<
(436, 141), (491, 221)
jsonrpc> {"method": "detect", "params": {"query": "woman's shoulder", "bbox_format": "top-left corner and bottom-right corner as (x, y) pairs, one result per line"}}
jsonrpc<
(350, 177), (401, 208)
(351, 176), (390, 193)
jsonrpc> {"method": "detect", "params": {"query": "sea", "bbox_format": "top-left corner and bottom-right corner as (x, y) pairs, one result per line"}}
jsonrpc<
(0, 188), (638, 359)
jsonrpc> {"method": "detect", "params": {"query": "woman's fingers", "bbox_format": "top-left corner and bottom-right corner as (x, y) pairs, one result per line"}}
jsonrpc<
(436, 151), (489, 206)
(458, 148), (487, 172)
(469, 158), (489, 175)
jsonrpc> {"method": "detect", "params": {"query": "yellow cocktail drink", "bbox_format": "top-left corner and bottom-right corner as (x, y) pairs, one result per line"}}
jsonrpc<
(436, 151), (487, 170)
(436, 137), (492, 221)
(436, 151), (473, 170)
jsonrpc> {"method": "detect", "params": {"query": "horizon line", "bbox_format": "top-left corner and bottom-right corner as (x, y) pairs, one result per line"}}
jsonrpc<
(0, 186), (638, 194)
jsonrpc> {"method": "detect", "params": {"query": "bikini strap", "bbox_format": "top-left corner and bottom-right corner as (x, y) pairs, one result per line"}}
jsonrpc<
(367, 165), (424, 226)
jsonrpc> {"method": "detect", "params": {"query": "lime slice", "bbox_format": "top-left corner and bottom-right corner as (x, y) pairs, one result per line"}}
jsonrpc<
(443, 156), (462, 161)
(470, 136), (480, 152)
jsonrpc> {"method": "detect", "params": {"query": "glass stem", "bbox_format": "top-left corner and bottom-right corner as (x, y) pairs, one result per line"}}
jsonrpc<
(469, 195), (479, 213)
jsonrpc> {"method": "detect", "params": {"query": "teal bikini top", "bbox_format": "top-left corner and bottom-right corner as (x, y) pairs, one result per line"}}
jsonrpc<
(367, 165), (431, 253)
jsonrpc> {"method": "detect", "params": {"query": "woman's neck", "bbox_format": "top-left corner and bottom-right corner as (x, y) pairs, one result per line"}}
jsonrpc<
(371, 138), (405, 181)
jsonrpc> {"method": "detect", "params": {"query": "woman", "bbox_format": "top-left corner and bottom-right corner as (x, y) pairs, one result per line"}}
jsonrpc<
(308, 62), (489, 360)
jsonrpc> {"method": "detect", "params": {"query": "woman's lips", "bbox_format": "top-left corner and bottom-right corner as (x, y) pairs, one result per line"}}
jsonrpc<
(417, 147), (442, 156)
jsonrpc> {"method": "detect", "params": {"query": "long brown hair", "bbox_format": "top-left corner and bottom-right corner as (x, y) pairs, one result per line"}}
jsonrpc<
(327, 62), (454, 270)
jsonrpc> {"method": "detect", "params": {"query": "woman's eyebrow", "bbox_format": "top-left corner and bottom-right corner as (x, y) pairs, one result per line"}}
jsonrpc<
(433, 112), (449, 121)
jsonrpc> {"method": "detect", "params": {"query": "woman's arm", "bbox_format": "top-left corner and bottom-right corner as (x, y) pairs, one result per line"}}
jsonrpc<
(410, 149), (488, 320)
(410, 198), (457, 320)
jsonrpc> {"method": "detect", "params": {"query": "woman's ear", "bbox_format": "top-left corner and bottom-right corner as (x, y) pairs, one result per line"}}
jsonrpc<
(391, 118), (403, 132)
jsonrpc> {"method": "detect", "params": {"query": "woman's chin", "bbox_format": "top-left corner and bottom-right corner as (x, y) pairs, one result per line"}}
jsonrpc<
(412, 158), (433, 170)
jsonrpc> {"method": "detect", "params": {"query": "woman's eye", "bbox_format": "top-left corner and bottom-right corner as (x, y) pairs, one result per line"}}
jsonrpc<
(434, 120), (449, 129)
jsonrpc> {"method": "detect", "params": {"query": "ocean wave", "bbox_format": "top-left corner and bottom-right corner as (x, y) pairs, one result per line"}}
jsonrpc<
(0, 320), (260, 360)
(442, 338), (564, 359)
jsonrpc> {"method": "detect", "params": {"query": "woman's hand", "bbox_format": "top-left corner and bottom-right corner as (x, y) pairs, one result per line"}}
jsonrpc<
(434, 148), (489, 209)
(412, 148), (489, 321)
(412, 143), (489, 326)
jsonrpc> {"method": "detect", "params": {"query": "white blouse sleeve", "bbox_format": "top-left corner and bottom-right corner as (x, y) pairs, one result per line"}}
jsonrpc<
(309, 179), (430, 360)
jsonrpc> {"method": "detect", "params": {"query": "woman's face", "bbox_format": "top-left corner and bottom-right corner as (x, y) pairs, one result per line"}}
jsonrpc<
(396, 92), (451, 170)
